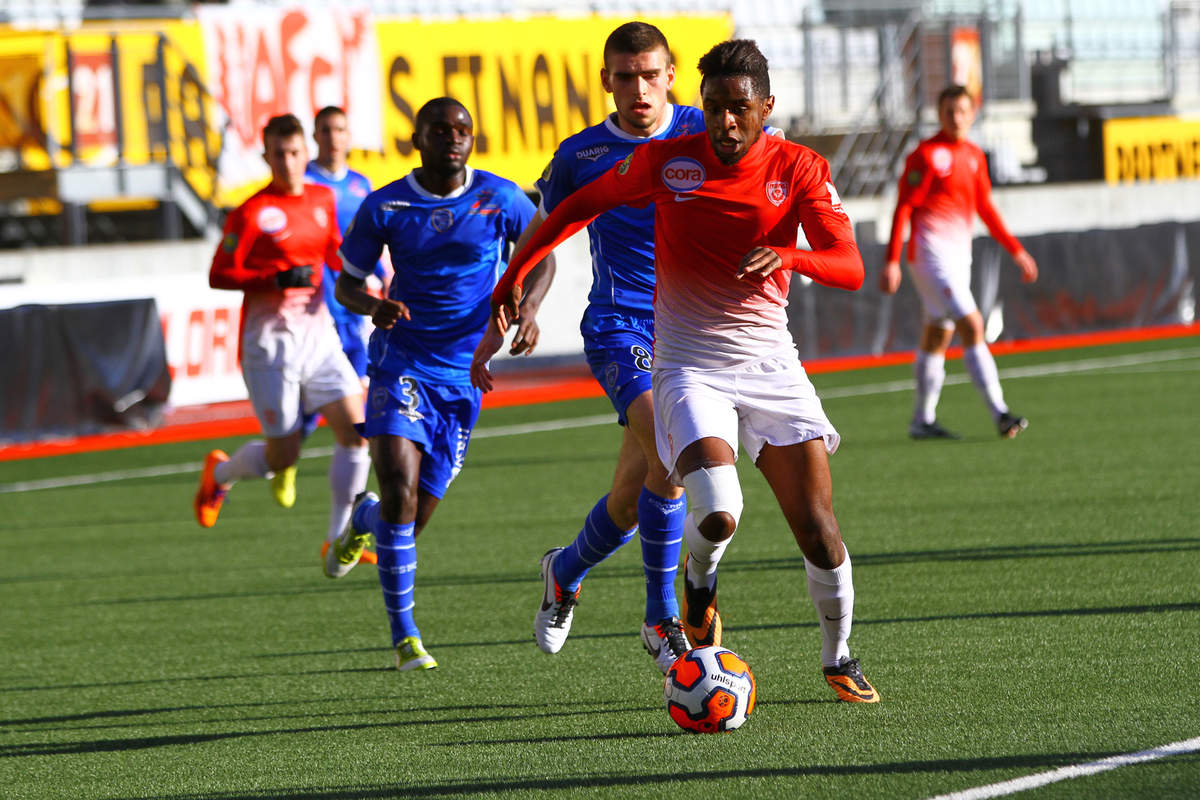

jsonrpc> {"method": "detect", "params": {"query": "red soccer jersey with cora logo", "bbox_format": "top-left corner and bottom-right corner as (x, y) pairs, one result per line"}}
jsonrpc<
(495, 131), (862, 369)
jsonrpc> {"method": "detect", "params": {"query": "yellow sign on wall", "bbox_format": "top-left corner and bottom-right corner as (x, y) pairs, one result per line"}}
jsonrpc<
(1103, 117), (1200, 183)
(0, 13), (732, 210)
(358, 15), (732, 193)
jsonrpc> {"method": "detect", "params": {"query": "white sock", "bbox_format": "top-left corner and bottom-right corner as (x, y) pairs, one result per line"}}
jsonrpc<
(682, 513), (732, 592)
(327, 443), (371, 543)
(213, 440), (269, 486)
(962, 342), (1008, 419)
(913, 350), (945, 425)
(805, 545), (854, 668)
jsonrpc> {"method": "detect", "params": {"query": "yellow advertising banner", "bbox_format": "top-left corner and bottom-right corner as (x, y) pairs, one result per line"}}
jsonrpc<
(0, 13), (732, 210)
(358, 15), (733, 193)
(1103, 116), (1200, 183)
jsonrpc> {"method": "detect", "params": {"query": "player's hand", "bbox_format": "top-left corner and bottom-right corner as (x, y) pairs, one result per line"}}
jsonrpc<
(1014, 250), (1038, 283)
(509, 315), (540, 356)
(492, 284), (523, 334)
(879, 260), (902, 294)
(275, 265), (315, 289)
(470, 317), (506, 392)
(370, 297), (410, 330)
(736, 247), (783, 281)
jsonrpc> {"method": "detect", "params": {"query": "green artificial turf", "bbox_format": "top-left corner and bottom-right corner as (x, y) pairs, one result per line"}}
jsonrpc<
(2, 337), (1198, 799)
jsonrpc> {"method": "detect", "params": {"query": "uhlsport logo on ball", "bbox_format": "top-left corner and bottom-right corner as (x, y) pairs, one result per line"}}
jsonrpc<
(663, 645), (756, 733)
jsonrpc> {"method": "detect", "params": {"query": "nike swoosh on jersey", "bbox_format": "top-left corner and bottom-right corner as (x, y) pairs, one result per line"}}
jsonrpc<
(674, 193), (698, 202)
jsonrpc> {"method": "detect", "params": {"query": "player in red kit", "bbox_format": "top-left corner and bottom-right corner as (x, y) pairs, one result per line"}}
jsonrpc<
(881, 84), (1038, 440)
(194, 114), (370, 559)
(474, 40), (879, 703)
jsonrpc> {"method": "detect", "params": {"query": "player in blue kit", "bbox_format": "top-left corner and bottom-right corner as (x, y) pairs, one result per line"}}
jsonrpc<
(476, 22), (714, 673)
(328, 97), (555, 671)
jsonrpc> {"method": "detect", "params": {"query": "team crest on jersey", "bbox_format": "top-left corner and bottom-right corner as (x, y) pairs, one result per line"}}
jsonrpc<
(661, 157), (705, 192)
(616, 152), (635, 175)
(430, 208), (454, 232)
(540, 159), (553, 182)
(257, 206), (287, 234)
(825, 181), (847, 216)
(766, 180), (788, 206)
(221, 233), (238, 252)
(313, 206), (328, 228)
(576, 145), (610, 162)
(931, 147), (953, 176)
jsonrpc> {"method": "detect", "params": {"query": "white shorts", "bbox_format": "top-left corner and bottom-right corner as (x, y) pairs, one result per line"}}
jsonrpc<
(652, 353), (840, 485)
(909, 246), (978, 327)
(241, 328), (362, 438)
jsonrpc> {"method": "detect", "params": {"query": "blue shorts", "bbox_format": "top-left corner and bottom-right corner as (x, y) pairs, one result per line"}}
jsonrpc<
(581, 310), (654, 425)
(334, 317), (369, 378)
(361, 369), (481, 499)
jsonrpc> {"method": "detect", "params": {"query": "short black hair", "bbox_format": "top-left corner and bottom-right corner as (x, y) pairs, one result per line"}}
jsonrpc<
(314, 105), (346, 126)
(938, 84), (974, 108)
(414, 97), (471, 130)
(603, 21), (671, 65)
(697, 39), (770, 99)
(262, 113), (304, 146)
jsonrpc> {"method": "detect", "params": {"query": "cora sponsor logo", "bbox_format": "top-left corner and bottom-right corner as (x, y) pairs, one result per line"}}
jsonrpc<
(257, 206), (287, 234)
(661, 157), (705, 192)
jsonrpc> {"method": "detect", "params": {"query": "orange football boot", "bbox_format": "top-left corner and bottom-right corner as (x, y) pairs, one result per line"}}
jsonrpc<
(823, 657), (880, 703)
(681, 555), (722, 647)
(194, 449), (230, 528)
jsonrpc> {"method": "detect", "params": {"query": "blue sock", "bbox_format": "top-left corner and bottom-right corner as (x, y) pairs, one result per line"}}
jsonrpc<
(637, 488), (686, 623)
(553, 494), (636, 592)
(366, 500), (419, 644)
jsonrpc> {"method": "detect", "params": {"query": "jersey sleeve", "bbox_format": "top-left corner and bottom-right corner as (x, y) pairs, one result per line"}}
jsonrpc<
(494, 145), (657, 305)
(973, 153), (1022, 255)
(534, 148), (575, 215)
(209, 203), (277, 291)
(338, 199), (386, 280)
(503, 186), (537, 246)
(772, 157), (863, 291)
(885, 148), (934, 263)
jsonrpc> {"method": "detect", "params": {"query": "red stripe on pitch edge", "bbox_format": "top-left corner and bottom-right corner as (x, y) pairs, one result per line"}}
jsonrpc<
(3, 324), (1196, 461)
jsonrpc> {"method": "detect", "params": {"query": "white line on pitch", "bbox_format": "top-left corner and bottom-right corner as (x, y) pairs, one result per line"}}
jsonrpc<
(818, 346), (1200, 399)
(0, 415), (617, 494)
(924, 735), (1200, 800)
(2, 348), (1196, 494)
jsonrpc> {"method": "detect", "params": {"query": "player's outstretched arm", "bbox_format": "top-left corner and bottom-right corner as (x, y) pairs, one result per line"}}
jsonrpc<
(491, 156), (637, 330)
(335, 271), (410, 329)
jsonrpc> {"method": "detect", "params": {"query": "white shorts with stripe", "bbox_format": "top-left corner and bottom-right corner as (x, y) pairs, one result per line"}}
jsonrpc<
(240, 320), (362, 438)
(651, 352), (840, 485)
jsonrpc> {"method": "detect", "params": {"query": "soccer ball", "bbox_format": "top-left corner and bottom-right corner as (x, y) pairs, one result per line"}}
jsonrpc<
(663, 645), (756, 733)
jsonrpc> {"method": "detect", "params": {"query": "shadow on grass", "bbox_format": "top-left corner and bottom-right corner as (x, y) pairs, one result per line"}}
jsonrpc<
(97, 750), (1149, 799)
(0, 702), (660, 758)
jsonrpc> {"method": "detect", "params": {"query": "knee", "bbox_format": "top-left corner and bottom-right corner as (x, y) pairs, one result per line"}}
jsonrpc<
(697, 511), (738, 542)
(792, 505), (841, 557)
(378, 478), (418, 523)
(682, 464), (743, 543)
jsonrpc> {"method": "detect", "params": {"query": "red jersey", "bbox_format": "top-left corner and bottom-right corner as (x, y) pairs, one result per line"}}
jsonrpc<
(210, 183), (342, 361)
(495, 132), (863, 368)
(886, 132), (1021, 264)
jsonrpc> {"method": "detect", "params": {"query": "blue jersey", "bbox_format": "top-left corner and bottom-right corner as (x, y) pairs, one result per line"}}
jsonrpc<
(305, 162), (384, 324)
(339, 167), (535, 386)
(536, 104), (705, 317)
